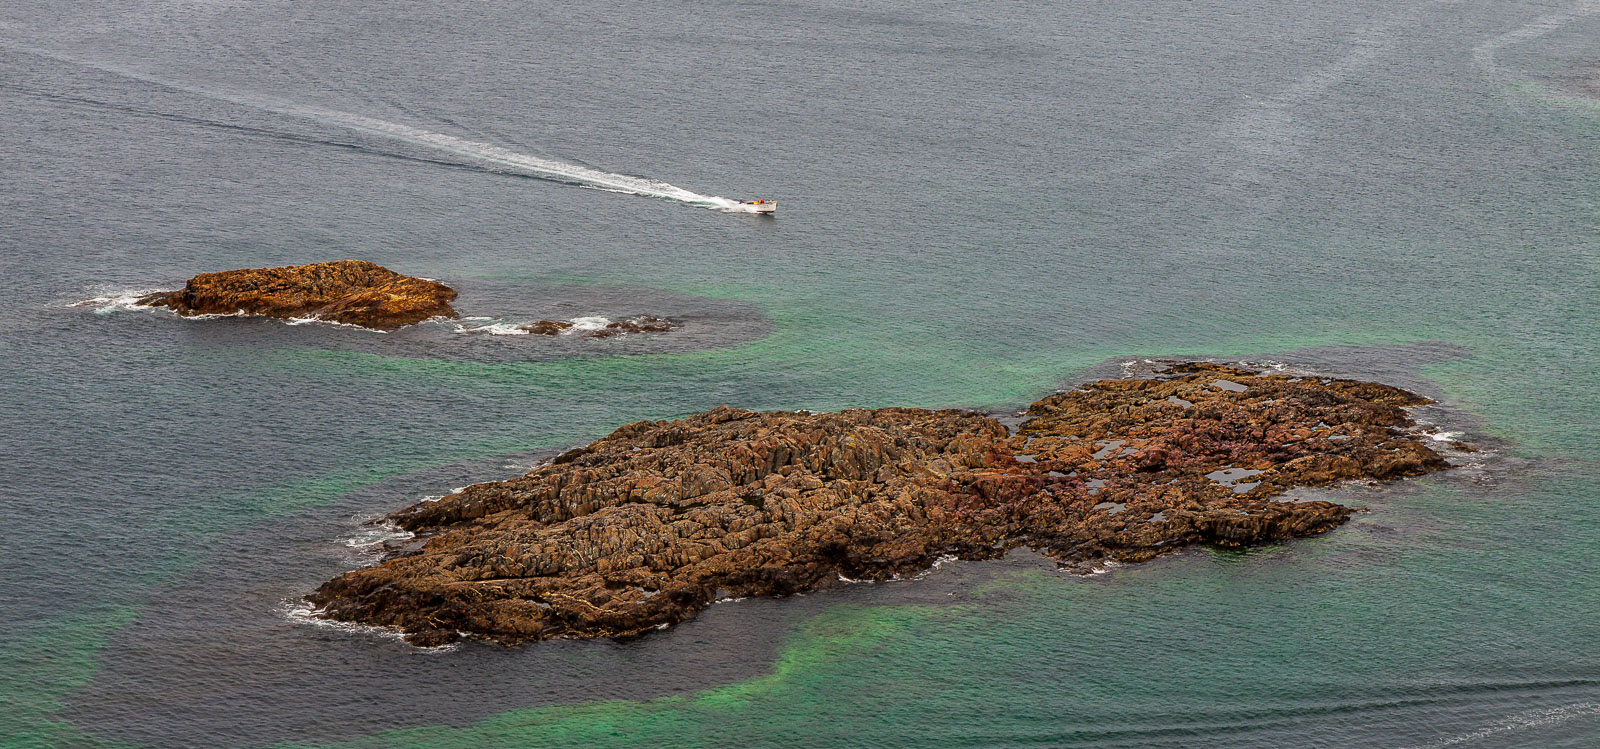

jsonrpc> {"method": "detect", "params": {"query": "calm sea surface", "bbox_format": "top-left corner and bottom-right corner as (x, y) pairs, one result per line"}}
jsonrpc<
(3, 0), (1599, 746)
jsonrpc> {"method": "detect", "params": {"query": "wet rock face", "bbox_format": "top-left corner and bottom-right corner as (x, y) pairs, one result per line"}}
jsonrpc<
(136, 260), (457, 331)
(308, 363), (1451, 646)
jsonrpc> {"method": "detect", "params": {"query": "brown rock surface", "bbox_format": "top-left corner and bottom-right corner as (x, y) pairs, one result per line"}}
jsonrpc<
(136, 260), (457, 331)
(308, 363), (1451, 646)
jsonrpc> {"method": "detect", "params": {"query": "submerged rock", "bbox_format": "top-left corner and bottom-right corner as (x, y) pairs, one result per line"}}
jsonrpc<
(136, 260), (457, 331)
(518, 320), (575, 335)
(518, 316), (676, 338)
(308, 363), (1451, 645)
(588, 316), (675, 337)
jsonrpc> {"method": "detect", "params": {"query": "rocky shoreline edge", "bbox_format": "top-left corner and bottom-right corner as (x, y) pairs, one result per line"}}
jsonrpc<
(308, 362), (1457, 646)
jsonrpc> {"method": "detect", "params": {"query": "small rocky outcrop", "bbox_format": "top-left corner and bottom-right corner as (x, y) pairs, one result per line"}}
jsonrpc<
(589, 316), (674, 337)
(129, 261), (678, 338)
(519, 316), (675, 337)
(136, 260), (457, 331)
(308, 363), (1451, 646)
(519, 320), (575, 335)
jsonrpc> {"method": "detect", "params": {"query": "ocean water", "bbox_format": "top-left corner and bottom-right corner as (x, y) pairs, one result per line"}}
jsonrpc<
(2, 0), (1598, 746)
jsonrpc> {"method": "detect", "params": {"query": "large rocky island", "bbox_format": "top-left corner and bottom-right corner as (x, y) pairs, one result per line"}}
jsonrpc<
(137, 260), (459, 330)
(309, 363), (1453, 646)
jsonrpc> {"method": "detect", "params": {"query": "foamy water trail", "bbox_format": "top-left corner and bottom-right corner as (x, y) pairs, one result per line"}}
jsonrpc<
(10, 45), (762, 212)
(291, 106), (758, 211)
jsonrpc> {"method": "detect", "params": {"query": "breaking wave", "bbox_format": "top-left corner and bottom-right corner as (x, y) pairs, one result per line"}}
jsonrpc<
(339, 515), (415, 564)
(68, 290), (164, 315)
(567, 316), (613, 332)
(448, 315), (660, 336)
(279, 600), (459, 652)
(450, 318), (531, 336)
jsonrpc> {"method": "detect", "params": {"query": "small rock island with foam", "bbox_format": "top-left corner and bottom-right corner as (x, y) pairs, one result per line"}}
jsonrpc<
(136, 260), (460, 331)
(135, 260), (678, 336)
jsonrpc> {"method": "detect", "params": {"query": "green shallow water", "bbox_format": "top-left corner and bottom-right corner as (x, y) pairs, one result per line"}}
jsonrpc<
(2, 0), (1599, 746)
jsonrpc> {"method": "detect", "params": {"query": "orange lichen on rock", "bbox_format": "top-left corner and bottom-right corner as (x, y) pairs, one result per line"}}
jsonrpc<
(137, 260), (457, 330)
(308, 363), (1450, 646)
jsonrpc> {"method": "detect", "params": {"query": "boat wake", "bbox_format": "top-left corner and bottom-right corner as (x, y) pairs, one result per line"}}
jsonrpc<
(291, 106), (761, 212)
(5, 45), (764, 213)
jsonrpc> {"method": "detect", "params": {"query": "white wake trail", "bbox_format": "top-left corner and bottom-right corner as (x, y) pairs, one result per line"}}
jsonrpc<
(9, 45), (760, 212)
(293, 107), (758, 212)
